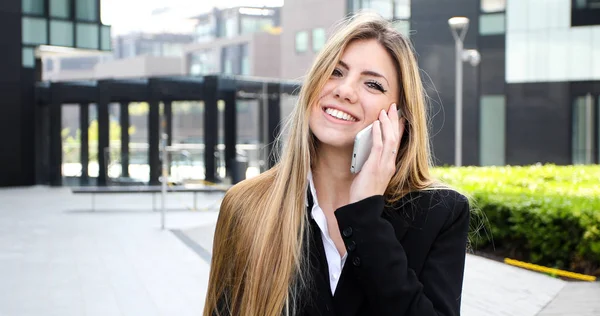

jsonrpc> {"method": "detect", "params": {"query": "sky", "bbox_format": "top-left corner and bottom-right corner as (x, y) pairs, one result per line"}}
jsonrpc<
(101, 0), (284, 35)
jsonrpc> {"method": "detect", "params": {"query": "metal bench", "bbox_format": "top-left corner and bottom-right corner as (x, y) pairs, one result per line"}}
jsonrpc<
(71, 185), (229, 211)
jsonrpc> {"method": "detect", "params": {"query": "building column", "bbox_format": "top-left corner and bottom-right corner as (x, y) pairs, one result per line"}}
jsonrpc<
(203, 76), (218, 183)
(120, 102), (129, 178)
(80, 103), (89, 185)
(48, 102), (62, 186)
(164, 100), (173, 146)
(266, 82), (281, 168)
(149, 99), (160, 185)
(97, 101), (110, 186)
(223, 89), (237, 181)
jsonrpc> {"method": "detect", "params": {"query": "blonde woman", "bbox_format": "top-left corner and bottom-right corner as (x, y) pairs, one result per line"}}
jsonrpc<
(204, 12), (470, 316)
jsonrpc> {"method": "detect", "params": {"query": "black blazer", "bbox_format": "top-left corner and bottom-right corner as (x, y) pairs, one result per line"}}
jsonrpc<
(301, 189), (470, 316)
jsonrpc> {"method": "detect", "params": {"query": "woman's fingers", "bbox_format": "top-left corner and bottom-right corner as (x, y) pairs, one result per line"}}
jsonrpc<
(388, 103), (401, 139)
(371, 120), (383, 158)
(379, 108), (397, 154)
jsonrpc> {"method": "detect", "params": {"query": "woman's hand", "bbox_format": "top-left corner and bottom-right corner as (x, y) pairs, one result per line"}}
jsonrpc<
(349, 103), (405, 204)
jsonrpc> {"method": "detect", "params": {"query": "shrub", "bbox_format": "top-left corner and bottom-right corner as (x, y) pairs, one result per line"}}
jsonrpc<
(433, 164), (600, 276)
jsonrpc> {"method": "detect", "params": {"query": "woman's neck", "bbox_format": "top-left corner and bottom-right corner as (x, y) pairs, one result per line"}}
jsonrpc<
(312, 143), (356, 212)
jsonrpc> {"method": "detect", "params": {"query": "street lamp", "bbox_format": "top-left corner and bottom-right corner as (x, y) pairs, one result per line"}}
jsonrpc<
(448, 17), (480, 167)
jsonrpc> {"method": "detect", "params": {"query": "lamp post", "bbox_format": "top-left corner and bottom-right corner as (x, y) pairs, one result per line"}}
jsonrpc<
(448, 17), (480, 167)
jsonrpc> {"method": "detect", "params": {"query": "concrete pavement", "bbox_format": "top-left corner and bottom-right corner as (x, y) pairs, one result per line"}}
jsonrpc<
(1, 186), (598, 316)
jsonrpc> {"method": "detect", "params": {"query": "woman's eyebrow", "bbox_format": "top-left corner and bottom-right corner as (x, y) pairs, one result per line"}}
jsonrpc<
(338, 60), (389, 86)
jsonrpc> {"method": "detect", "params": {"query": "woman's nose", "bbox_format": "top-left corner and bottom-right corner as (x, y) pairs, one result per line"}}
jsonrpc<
(334, 79), (358, 104)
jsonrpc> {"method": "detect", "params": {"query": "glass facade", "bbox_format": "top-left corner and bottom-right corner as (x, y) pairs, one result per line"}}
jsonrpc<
(190, 49), (217, 76)
(22, 47), (35, 68)
(241, 44), (251, 75)
(101, 25), (111, 50)
(480, 13), (505, 35)
(295, 31), (308, 53)
(50, 0), (70, 18)
(349, 0), (410, 19)
(76, 0), (97, 21)
(223, 16), (238, 38)
(479, 95), (506, 166)
(76, 23), (99, 49)
(22, 17), (47, 45)
(195, 21), (216, 43)
(50, 20), (74, 47)
(393, 20), (409, 36)
(23, 0), (45, 15)
(572, 95), (595, 164)
(394, 0), (410, 19)
(21, 0), (111, 70)
(241, 16), (274, 35)
(506, 0), (600, 83)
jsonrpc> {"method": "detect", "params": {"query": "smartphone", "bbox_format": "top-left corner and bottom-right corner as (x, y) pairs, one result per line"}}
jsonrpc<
(350, 107), (402, 174)
(350, 123), (373, 174)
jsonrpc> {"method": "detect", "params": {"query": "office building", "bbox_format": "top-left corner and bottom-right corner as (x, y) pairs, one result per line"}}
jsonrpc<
(1, 0), (110, 186)
(184, 6), (282, 77)
(282, 0), (600, 166)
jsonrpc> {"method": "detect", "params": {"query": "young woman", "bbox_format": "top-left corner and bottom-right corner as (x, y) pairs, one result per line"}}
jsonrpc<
(204, 12), (470, 316)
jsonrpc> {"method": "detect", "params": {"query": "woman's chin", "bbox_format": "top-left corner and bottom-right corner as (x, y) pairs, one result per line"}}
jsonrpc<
(314, 135), (354, 150)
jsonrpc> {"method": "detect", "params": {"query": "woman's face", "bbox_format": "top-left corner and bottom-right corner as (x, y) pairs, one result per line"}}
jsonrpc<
(309, 39), (400, 150)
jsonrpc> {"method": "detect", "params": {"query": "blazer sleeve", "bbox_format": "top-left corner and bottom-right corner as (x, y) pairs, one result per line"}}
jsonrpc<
(334, 193), (470, 316)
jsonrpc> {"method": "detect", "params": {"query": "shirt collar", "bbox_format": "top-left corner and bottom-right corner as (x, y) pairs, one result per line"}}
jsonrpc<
(305, 170), (319, 208)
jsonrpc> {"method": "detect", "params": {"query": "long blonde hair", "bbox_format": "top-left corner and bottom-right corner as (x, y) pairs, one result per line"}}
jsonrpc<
(204, 12), (436, 316)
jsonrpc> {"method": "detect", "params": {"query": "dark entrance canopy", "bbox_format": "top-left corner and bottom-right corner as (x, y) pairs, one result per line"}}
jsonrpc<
(35, 75), (301, 186)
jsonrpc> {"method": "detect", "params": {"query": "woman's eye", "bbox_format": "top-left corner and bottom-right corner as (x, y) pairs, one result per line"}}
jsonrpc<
(332, 68), (343, 77)
(366, 81), (386, 93)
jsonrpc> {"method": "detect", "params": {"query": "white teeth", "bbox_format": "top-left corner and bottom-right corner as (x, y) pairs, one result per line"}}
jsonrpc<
(325, 108), (356, 122)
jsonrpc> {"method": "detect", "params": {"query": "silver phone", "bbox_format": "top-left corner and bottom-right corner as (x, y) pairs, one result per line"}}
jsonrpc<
(350, 123), (373, 174)
(350, 108), (402, 174)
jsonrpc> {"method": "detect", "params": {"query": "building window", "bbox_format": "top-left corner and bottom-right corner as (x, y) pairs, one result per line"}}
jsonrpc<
(50, 0), (70, 18)
(572, 0), (600, 26)
(59, 56), (101, 71)
(393, 20), (410, 36)
(23, 0), (45, 15)
(348, 0), (410, 19)
(479, 13), (505, 35)
(50, 20), (74, 46)
(362, 0), (393, 19)
(76, 23), (99, 49)
(222, 45), (240, 74)
(572, 94), (595, 164)
(22, 17), (48, 45)
(195, 21), (216, 43)
(481, 0), (506, 12)
(76, 0), (97, 22)
(241, 44), (250, 75)
(393, 0), (410, 19)
(22, 47), (35, 68)
(223, 16), (238, 38)
(295, 31), (308, 53)
(312, 28), (326, 52)
(101, 25), (111, 50)
(241, 16), (274, 35)
(44, 59), (55, 72)
(479, 95), (506, 166)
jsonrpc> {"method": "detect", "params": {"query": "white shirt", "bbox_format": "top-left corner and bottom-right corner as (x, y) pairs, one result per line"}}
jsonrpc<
(306, 171), (348, 294)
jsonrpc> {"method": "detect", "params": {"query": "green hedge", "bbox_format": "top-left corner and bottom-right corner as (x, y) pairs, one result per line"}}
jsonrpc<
(433, 164), (600, 276)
